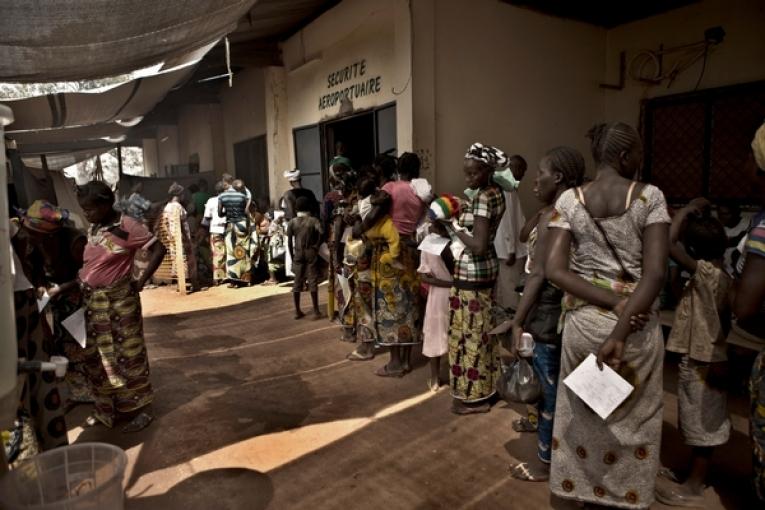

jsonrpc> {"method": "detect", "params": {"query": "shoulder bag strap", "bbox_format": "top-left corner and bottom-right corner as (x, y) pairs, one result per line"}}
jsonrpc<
(575, 187), (636, 283)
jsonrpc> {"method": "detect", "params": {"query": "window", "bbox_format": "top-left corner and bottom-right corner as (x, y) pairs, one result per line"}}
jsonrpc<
(641, 80), (765, 205)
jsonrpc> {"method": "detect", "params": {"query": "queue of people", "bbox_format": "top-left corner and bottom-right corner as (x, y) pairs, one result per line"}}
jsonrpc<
(5, 119), (765, 508)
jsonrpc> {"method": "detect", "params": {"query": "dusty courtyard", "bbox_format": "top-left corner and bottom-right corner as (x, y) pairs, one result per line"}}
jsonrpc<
(65, 284), (755, 509)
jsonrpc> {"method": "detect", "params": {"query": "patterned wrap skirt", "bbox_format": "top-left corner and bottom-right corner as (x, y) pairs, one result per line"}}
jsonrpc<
(370, 238), (422, 346)
(550, 306), (664, 509)
(51, 293), (92, 404)
(210, 233), (226, 282)
(354, 242), (376, 344)
(15, 289), (68, 450)
(225, 219), (252, 283)
(82, 278), (153, 428)
(447, 287), (500, 403)
(752, 349), (765, 502)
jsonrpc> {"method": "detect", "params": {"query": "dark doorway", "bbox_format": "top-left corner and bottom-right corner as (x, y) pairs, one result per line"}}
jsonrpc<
(324, 111), (376, 174)
(234, 135), (269, 203)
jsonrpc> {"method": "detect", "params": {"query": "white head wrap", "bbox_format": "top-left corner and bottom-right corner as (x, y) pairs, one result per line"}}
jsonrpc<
(464, 142), (509, 169)
(283, 169), (301, 181)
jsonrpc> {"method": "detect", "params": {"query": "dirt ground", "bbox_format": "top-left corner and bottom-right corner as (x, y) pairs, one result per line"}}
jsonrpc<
(64, 284), (757, 509)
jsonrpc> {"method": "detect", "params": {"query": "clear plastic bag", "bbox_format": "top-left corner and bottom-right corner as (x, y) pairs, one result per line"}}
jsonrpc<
(497, 358), (542, 404)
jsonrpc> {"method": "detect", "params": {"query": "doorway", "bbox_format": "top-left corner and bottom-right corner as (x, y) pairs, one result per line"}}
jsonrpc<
(293, 103), (397, 197)
(234, 135), (269, 203)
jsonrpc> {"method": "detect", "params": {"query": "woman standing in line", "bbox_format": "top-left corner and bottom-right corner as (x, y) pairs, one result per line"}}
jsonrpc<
(71, 181), (166, 432)
(444, 143), (506, 414)
(545, 123), (670, 508)
(218, 179), (252, 287)
(508, 147), (585, 481)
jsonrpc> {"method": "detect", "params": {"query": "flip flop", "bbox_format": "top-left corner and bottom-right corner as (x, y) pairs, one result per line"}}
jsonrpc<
(122, 412), (153, 433)
(512, 417), (538, 433)
(346, 350), (374, 361)
(375, 364), (405, 378)
(509, 462), (549, 482)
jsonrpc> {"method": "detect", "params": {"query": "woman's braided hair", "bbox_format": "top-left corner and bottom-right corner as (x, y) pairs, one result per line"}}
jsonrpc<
(545, 146), (585, 189)
(586, 122), (640, 167)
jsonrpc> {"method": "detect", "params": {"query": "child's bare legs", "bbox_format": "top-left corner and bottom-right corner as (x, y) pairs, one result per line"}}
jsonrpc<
(293, 292), (305, 319)
(310, 290), (321, 319)
(428, 356), (440, 391)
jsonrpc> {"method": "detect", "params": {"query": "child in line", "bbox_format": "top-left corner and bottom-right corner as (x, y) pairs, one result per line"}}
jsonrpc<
(287, 196), (323, 319)
(357, 177), (401, 268)
(658, 197), (733, 507)
(417, 195), (458, 391)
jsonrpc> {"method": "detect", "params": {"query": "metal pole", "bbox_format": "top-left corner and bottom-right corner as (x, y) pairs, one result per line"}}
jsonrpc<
(0, 104), (18, 474)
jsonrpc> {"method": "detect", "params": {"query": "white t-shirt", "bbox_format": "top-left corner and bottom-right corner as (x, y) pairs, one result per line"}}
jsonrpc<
(493, 190), (528, 260)
(203, 196), (227, 235)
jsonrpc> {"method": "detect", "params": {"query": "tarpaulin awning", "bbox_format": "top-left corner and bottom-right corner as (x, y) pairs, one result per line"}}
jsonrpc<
(0, 0), (258, 82)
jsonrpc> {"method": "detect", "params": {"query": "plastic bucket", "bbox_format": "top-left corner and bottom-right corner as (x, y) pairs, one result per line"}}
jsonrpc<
(0, 443), (127, 510)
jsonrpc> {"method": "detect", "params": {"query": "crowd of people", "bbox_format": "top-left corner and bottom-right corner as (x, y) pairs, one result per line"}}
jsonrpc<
(6, 119), (765, 508)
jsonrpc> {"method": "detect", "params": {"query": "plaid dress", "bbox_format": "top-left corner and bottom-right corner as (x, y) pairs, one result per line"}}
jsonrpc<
(448, 185), (505, 402)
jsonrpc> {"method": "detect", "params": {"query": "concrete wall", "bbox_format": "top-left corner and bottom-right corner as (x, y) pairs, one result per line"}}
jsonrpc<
(604, 0), (765, 124)
(177, 103), (224, 173)
(142, 138), (159, 177)
(220, 67), (267, 175)
(431, 0), (606, 217)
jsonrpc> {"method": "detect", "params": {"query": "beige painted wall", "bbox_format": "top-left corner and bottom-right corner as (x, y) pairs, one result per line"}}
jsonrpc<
(604, 0), (765, 124)
(156, 125), (179, 177)
(264, 66), (290, 205)
(177, 103), (224, 173)
(432, 0), (606, 217)
(220, 67), (267, 175)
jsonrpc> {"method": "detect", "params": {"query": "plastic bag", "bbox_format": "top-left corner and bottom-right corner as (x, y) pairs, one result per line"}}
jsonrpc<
(497, 358), (541, 404)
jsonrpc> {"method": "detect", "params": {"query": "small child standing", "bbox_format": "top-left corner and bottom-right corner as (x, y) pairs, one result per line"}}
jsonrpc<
(287, 196), (323, 319)
(658, 198), (733, 507)
(417, 195), (459, 391)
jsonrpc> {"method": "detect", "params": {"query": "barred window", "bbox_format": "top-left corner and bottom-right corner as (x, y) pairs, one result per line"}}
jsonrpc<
(641, 81), (765, 205)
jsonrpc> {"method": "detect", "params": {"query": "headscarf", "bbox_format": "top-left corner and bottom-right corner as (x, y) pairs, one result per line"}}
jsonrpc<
(283, 169), (301, 181)
(168, 182), (184, 197)
(753, 121), (765, 171)
(463, 143), (519, 199)
(329, 156), (352, 170)
(22, 200), (69, 233)
(464, 142), (509, 169)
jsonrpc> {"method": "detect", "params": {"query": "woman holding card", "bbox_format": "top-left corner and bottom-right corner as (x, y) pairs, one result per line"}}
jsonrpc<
(545, 123), (669, 508)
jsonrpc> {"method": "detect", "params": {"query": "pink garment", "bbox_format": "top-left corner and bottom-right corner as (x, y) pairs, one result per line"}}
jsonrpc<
(417, 248), (452, 358)
(79, 216), (156, 288)
(382, 180), (426, 236)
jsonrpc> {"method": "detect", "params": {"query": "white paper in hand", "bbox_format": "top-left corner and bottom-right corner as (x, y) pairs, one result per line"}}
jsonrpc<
(37, 291), (51, 313)
(61, 307), (88, 348)
(563, 353), (634, 420)
(417, 233), (450, 256)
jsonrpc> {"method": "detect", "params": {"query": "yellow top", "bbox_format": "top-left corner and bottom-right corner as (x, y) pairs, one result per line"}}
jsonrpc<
(365, 216), (400, 266)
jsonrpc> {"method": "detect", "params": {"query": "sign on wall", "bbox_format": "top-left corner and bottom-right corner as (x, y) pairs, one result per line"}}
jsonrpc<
(318, 59), (382, 110)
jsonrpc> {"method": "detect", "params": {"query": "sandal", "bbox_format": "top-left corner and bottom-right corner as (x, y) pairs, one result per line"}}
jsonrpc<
(509, 462), (549, 482)
(451, 401), (490, 415)
(512, 417), (538, 433)
(122, 412), (153, 433)
(427, 377), (440, 392)
(346, 350), (374, 361)
(375, 364), (405, 378)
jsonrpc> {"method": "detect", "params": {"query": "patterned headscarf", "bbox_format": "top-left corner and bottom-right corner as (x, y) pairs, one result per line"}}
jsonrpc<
(464, 142), (509, 169)
(753, 121), (765, 171)
(22, 200), (69, 233)
(168, 182), (184, 197)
